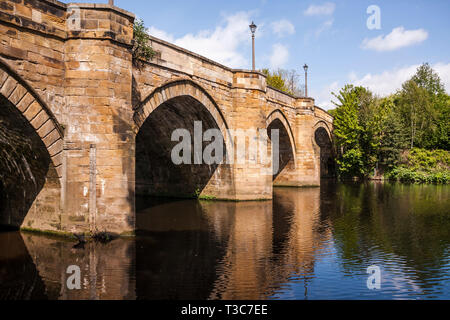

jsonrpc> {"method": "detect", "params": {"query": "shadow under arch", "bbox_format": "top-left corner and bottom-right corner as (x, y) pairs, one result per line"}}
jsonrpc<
(0, 61), (63, 228)
(266, 110), (296, 182)
(133, 79), (234, 209)
(313, 122), (335, 178)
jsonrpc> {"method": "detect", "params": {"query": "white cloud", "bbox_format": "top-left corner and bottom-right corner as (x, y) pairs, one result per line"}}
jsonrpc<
(147, 26), (174, 43)
(315, 19), (334, 37)
(271, 19), (295, 37)
(434, 62), (450, 93)
(362, 27), (428, 52)
(148, 12), (252, 68)
(352, 63), (450, 96)
(313, 81), (340, 110)
(304, 2), (336, 16)
(351, 65), (419, 96)
(314, 62), (450, 110)
(269, 43), (289, 69)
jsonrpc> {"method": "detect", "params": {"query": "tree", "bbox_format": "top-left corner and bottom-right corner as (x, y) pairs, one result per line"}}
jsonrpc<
(332, 85), (391, 178)
(331, 63), (449, 182)
(395, 64), (449, 150)
(395, 80), (431, 148)
(261, 69), (287, 92)
(378, 97), (409, 171)
(411, 63), (446, 96)
(332, 85), (364, 178)
(277, 69), (304, 96)
(261, 68), (304, 96)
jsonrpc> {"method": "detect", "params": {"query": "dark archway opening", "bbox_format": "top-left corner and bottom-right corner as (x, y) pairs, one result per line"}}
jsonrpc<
(135, 95), (227, 211)
(267, 118), (295, 182)
(315, 127), (335, 179)
(0, 94), (51, 228)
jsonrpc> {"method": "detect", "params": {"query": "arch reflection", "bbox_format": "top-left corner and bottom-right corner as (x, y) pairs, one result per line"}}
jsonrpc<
(136, 187), (330, 299)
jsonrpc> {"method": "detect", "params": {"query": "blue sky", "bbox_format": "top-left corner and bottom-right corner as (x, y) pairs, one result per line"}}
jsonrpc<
(65, 1), (450, 109)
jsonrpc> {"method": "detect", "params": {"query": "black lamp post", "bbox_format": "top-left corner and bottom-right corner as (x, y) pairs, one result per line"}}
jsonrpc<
(249, 21), (257, 71)
(303, 64), (309, 97)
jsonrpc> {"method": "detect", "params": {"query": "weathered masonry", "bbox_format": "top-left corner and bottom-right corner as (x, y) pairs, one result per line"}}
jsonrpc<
(0, 0), (334, 235)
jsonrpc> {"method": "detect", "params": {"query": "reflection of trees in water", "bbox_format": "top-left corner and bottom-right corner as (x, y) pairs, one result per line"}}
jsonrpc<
(323, 181), (450, 288)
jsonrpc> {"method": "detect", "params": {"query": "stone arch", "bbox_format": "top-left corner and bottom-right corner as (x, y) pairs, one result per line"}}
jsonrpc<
(266, 109), (297, 182)
(313, 121), (335, 178)
(313, 120), (332, 144)
(0, 60), (64, 229)
(0, 61), (64, 180)
(133, 78), (235, 204)
(266, 109), (297, 154)
(133, 78), (232, 152)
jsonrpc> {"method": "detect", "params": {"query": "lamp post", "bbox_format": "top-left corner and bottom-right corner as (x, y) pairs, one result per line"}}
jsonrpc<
(303, 64), (309, 97)
(249, 21), (257, 71)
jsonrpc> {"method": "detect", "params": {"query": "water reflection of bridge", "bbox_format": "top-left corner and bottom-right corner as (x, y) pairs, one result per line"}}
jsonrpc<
(0, 187), (334, 300)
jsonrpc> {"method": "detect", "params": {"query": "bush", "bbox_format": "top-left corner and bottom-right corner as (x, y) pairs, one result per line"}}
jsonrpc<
(386, 148), (449, 184)
(406, 148), (450, 171)
(132, 18), (155, 66)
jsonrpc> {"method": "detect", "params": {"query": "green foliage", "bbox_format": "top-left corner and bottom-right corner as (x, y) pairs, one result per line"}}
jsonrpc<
(411, 63), (446, 96)
(394, 63), (449, 150)
(337, 148), (363, 177)
(261, 69), (287, 92)
(381, 148), (449, 184)
(331, 63), (449, 183)
(261, 68), (303, 96)
(387, 167), (450, 184)
(133, 18), (155, 66)
(331, 85), (384, 178)
(403, 148), (449, 171)
(378, 97), (409, 170)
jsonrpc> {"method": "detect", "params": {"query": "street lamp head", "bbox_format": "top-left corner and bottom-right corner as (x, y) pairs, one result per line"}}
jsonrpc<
(249, 21), (257, 35)
(303, 64), (309, 73)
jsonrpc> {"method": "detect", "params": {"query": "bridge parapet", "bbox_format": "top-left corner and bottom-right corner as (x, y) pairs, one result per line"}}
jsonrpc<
(0, 1), (134, 44)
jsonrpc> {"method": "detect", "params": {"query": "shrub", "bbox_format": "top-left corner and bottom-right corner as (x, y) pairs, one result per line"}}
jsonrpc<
(132, 18), (155, 66)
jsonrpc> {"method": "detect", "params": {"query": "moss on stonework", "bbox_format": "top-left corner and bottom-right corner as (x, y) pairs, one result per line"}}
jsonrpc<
(273, 185), (320, 189)
(200, 197), (271, 202)
(20, 227), (137, 240)
(198, 195), (218, 201)
(119, 231), (136, 237)
(20, 227), (77, 241)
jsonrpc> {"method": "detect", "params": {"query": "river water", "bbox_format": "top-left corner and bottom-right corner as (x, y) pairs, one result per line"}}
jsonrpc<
(0, 182), (449, 300)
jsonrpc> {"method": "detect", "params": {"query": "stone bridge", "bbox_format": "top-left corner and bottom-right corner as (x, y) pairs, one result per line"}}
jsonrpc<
(0, 0), (333, 235)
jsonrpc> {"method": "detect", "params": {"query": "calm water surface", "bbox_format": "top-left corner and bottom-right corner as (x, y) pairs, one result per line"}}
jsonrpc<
(1, 182), (449, 300)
